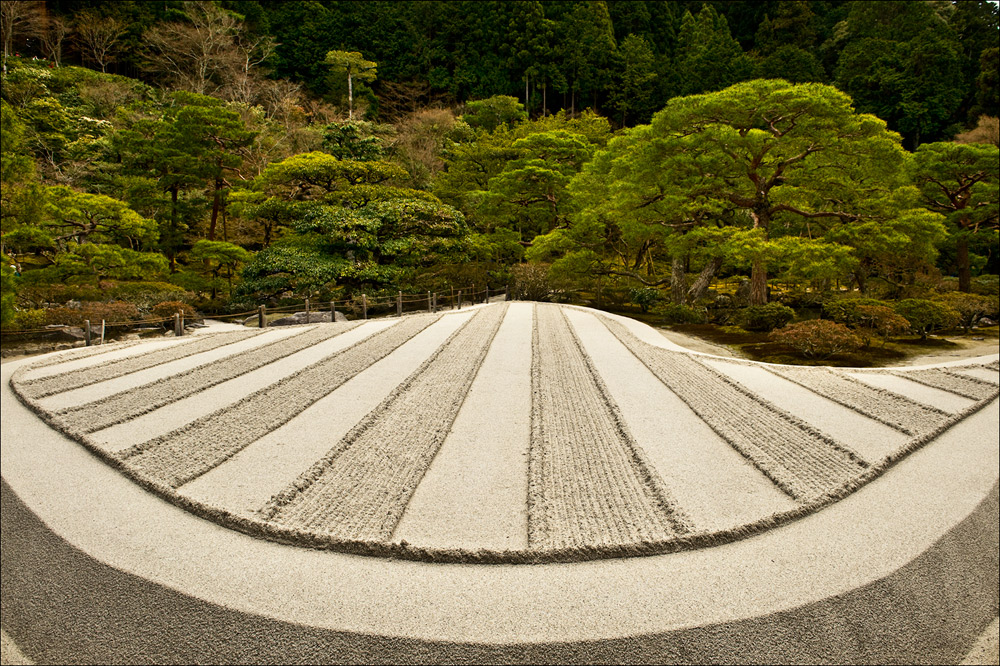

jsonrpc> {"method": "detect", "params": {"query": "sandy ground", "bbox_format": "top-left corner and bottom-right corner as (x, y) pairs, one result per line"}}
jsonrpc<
(2, 310), (998, 664)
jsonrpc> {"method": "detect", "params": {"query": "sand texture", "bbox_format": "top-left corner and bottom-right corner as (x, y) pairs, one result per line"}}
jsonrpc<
(6, 303), (999, 563)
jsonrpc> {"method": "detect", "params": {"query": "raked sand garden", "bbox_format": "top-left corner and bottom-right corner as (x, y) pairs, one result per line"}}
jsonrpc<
(1, 301), (998, 663)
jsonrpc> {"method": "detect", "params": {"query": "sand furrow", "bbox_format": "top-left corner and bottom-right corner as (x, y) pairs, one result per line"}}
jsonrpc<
(17, 329), (261, 399)
(528, 304), (690, 551)
(600, 317), (869, 502)
(55, 323), (363, 434)
(258, 305), (508, 541)
(390, 303), (532, 551)
(895, 368), (998, 400)
(116, 315), (439, 487)
(765, 366), (948, 436)
(18, 338), (148, 372)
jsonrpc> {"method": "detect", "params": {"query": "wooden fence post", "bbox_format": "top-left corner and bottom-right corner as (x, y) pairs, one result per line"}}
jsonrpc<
(100, 320), (106, 345)
(427, 291), (432, 313)
(258, 305), (267, 329)
(397, 291), (402, 316)
(84, 319), (92, 346)
(174, 312), (183, 336)
(362, 294), (367, 320)
(505, 284), (509, 301)
(457, 290), (462, 309)
(330, 301), (336, 322)
(432, 292), (437, 312)
(451, 287), (455, 310)
(305, 297), (310, 322)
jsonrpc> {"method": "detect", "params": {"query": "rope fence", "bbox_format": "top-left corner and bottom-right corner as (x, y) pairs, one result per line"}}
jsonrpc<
(1, 284), (510, 346)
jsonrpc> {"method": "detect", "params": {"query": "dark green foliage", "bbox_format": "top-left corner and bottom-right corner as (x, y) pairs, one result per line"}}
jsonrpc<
(893, 298), (960, 338)
(822, 297), (893, 327)
(628, 287), (660, 313)
(738, 303), (795, 332)
(655, 303), (708, 325)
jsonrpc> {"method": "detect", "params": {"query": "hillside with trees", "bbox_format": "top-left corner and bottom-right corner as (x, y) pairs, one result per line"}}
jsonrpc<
(1, 0), (997, 363)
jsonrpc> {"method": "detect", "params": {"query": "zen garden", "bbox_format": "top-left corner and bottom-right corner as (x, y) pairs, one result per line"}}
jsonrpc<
(1, 1), (998, 665)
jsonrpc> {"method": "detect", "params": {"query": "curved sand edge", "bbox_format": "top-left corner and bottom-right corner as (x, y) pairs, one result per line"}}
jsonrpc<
(1, 476), (996, 664)
(6, 304), (997, 563)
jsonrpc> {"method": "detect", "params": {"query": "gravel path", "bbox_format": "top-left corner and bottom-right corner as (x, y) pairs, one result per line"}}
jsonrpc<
(392, 302), (533, 551)
(260, 305), (507, 541)
(117, 315), (439, 487)
(564, 308), (796, 532)
(528, 304), (691, 549)
(846, 373), (976, 413)
(54, 324), (361, 433)
(897, 367), (998, 400)
(15, 329), (261, 399)
(600, 315), (869, 502)
(762, 365), (949, 436)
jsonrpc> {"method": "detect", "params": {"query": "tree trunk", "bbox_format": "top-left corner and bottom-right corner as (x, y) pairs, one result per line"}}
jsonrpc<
(670, 256), (687, 304)
(347, 70), (354, 119)
(750, 257), (767, 305)
(687, 256), (723, 303)
(956, 234), (972, 293)
(208, 174), (222, 241)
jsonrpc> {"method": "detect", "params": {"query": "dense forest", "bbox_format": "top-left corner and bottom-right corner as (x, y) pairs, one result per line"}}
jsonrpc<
(1, 0), (998, 355)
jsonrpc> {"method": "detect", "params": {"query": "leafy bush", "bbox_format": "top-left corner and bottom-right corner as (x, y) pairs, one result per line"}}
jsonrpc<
(510, 263), (551, 301)
(0, 308), (47, 331)
(769, 320), (863, 359)
(107, 281), (194, 310)
(150, 301), (198, 322)
(822, 298), (892, 327)
(654, 303), (708, 324)
(970, 274), (999, 296)
(737, 302), (795, 332)
(853, 304), (910, 346)
(933, 292), (999, 333)
(629, 287), (661, 313)
(893, 299), (959, 339)
(43, 302), (141, 329)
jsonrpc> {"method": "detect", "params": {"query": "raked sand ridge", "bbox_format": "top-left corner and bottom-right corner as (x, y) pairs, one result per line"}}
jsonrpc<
(2, 301), (998, 662)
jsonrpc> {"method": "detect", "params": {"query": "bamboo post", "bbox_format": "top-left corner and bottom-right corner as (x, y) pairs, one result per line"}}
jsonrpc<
(84, 319), (92, 346)
(427, 291), (432, 313)
(100, 319), (106, 345)
(305, 297), (310, 322)
(362, 294), (367, 320)
(432, 292), (437, 312)
(174, 312), (183, 336)
(258, 305), (267, 329)
(457, 290), (462, 309)
(397, 291), (402, 316)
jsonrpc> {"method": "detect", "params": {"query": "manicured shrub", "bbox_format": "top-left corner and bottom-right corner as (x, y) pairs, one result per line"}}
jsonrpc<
(43, 302), (141, 329)
(654, 303), (707, 324)
(510, 263), (551, 301)
(737, 302), (795, 332)
(853, 304), (909, 346)
(822, 298), (891, 327)
(933, 292), (999, 333)
(629, 287), (661, 313)
(893, 299), (959, 339)
(769, 320), (863, 359)
(150, 301), (198, 322)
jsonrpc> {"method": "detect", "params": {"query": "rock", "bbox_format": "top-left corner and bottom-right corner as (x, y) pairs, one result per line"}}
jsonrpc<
(979, 317), (996, 326)
(269, 311), (348, 326)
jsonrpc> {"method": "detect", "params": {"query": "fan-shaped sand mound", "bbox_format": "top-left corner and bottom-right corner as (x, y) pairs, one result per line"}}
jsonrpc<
(8, 302), (998, 564)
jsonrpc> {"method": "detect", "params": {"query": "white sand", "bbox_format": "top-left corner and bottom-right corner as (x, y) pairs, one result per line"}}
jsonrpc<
(35, 328), (301, 412)
(702, 359), (909, 462)
(953, 367), (1000, 383)
(178, 313), (472, 515)
(847, 372), (976, 414)
(18, 336), (193, 381)
(565, 309), (797, 532)
(91, 320), (398, 452)
(392, 303), (532, 550)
